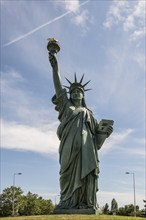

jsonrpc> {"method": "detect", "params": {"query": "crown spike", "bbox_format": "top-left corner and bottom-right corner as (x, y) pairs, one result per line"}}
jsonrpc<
(80, 74), (85, 84)
(65, 77), (72, 85)
(83, 80), (91, 88)
(63, 85), (70, 89)
(84, 89), (92, 92)
(74, 72), (77, 83)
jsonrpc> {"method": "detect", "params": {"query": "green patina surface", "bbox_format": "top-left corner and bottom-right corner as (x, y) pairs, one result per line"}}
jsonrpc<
(48, 39), (114, 213)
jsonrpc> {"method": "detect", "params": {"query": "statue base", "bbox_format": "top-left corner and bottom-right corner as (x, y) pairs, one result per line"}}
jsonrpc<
(53, 208), (98, 215)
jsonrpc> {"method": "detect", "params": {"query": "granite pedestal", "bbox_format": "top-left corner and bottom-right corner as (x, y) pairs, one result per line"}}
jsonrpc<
(53, 208), (98, 215)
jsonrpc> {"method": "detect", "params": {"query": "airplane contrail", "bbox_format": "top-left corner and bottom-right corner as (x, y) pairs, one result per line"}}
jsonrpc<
(2, 1), (89, 47)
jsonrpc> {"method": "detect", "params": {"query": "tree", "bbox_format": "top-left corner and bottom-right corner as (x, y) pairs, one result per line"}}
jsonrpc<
(111, 198), (118, 214)
(0, 186), (23, 216)
(19, 192), (54, 216)
(19, 192), (41, 215)
(118, 204), (139, 216)
(118, 207), (126, 216)
(103, 203), (109, 214)
(37, 198), (54, 214)
(143, 200), (146, 217)
(0, 186), (54, 216)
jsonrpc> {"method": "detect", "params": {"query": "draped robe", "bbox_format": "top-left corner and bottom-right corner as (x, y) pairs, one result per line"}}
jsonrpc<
(52, 89), (100, 209)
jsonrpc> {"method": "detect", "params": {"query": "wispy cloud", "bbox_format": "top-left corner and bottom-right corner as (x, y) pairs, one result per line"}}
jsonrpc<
(1, 70), (144, 158)
(123, 1), (145, 31)
(2, 11), (71, 47)
(60, 0), (80, 13)
(1, 118), (137, 158)
(100, 129), (145, 159)
(130, 27), (146, 41)
(1, 120), (59, 156)
(2, 1), (89, 47)
(56, 0), (91, 30)
(100, 129), (133, 155)
(74, 9), (89, 27)
(1, 68), (56, 127)
(103, 0), (146, 41)
(103, 1), (129, 29)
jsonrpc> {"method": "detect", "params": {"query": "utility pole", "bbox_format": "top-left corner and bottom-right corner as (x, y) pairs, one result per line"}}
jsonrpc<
(125, 172), (136, 217)
(12, 173), (22, 216)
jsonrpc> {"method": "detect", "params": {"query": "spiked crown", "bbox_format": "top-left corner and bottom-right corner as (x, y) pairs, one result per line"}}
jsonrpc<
(64, 73), (91, 94)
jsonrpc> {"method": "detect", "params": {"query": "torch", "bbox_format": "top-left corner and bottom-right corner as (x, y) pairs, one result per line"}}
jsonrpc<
(47, 38), (60, 55)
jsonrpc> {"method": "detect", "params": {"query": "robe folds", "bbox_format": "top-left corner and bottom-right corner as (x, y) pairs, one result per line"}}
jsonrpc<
(52, 89), (100, 209)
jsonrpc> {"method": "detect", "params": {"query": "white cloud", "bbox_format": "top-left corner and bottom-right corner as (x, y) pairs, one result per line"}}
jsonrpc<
(1, 68), (57, 128)
(132, 1), (145, 19)
(61, 0), (80, 13)
(100, 129), (145, 159)
(1, 68), (25, 83)
(2, 1), (90, 48)
(1, 69), (31, 112)
(132, 52), (146, 68)
(103, 1), (128, 29)
(1, 117), (136, 157)
(74, 9), (89, 27)
(56, 0), (90, 28)
(2, 67), (143, 158)
(1, 70), (57, 156)
(103, 0), (145, 41)
(120, 143), (145, 158)
(123, 1), (145, 32)
(123, 14), (135, 31)
(100, 129), (133, 155)
(1, 120), (59, 156)
(130, 27), (146, 41)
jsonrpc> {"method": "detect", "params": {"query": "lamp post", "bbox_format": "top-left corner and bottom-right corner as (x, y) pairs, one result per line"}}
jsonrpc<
(12, 173), (22, 216)
(125, 172), (136, 217)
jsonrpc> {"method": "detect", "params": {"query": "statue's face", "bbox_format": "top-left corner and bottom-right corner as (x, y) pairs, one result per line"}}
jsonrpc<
(70, 88), (84, 100)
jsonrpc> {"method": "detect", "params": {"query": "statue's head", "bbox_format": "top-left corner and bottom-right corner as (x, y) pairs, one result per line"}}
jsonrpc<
(64, 73), (91, 107)
(64, 73), (91, 94)
(70, 88), (84, 101)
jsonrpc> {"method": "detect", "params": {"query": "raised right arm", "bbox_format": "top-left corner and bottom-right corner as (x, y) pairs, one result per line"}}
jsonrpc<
(49, 53), (62, 98)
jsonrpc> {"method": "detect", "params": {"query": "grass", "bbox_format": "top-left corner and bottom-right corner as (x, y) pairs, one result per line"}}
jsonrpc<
(0, 215), (145, 220)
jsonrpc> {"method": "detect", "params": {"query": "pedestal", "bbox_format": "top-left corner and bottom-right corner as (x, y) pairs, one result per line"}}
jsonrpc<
(53, 208), (98, 215)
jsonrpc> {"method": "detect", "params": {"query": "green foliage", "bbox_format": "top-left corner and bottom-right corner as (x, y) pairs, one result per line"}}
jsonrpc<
(0, 186), (54, 217)
(19, 192), (54, 216)
(0, 186), (23, 216)
(142, 200), (146, 217)
(102, 203), (109, 214)
(117, 204), (139, 216)
(0, 187), (144, 218)
(111, 198), (118, 214)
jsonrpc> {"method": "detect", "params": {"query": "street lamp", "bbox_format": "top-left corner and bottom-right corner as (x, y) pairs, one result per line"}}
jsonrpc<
(125, 172), (136, 217)
(12, 173), (22, 216)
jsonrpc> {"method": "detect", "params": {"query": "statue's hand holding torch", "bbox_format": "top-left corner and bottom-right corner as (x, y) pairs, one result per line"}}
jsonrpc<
(47, 38), (60, 71)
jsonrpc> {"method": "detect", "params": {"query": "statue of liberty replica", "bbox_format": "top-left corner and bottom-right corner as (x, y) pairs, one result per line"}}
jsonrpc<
(47, 38), (114, 214)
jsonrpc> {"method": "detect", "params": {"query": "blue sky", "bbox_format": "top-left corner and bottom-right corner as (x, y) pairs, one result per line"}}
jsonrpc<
(1, 0), (145, 209)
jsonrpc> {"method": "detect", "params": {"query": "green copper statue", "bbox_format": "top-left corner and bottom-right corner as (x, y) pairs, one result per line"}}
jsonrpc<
(47, 39), (114, 213)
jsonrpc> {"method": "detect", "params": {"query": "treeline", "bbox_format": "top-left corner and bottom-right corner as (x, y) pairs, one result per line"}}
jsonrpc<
(0, 186), (54, 217)
(0, 186), (146, 217)
(102, 198), (146, 217)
